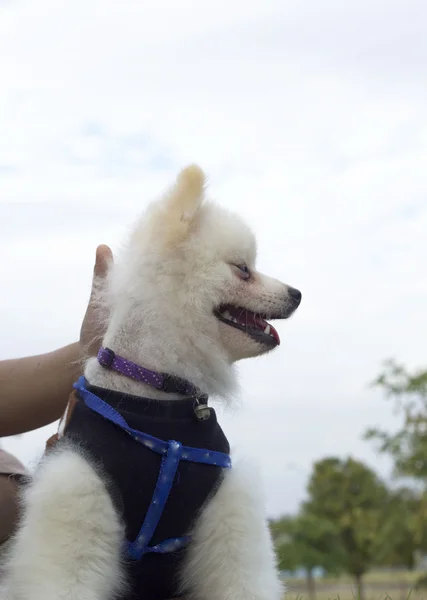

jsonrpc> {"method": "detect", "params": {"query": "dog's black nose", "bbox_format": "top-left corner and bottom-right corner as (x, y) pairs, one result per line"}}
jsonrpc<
(288, 287), (302, 306)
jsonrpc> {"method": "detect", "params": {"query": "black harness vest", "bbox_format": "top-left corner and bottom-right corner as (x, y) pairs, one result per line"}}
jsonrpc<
(60, 380), (230, 600)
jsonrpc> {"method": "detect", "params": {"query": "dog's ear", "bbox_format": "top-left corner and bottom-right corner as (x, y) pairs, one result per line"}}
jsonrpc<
(166, 164), (206, 223)
(148, 164), (206, 248)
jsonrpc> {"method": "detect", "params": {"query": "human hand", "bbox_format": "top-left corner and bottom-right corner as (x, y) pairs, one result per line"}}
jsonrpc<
(79, 244), (113, 357)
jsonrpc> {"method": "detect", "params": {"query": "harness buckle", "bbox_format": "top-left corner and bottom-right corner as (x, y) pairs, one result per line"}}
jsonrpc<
(160, 374), (191, 395)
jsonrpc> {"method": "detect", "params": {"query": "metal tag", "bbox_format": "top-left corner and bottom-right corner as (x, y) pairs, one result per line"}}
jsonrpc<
(194, 403), (211, 421)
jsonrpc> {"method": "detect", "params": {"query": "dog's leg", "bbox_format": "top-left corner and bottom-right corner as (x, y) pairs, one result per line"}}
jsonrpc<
(1, 447), (125, 600)
(179, 460), (284, 600)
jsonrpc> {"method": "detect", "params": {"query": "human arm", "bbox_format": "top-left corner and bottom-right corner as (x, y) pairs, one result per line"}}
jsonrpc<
(0, 245), (112, 437)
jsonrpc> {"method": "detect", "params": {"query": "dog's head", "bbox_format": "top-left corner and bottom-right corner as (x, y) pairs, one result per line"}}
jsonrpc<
(118, 165), (301, 367)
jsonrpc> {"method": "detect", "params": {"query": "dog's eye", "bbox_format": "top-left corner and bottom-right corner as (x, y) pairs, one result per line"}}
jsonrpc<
(235, 264), (251, 280)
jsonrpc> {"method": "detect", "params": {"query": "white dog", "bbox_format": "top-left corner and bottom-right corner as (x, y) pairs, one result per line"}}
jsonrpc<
(1, 166), (301, 600)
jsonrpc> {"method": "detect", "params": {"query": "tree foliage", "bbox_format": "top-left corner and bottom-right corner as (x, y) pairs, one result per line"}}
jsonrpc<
(271, 511), (343, 600)
(375, 487), (422, 570)
(304, 456), (389, 597)
(271, 512), (343, 573)
(365, 359), (427, 480)
(270, 358), (427, 594)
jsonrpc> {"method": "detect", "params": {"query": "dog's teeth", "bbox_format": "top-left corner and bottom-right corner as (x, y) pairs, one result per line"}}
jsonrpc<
(264, 325), (271, 335)
(220, 311), (242, 326)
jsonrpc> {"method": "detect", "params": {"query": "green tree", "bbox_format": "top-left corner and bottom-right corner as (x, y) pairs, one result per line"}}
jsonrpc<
(375, 487), (421, 570)
(271, 512), (343, 600)
(365, 359), (427, 480)
(305, 457), (389, 599)
(365, 360), (427, 566)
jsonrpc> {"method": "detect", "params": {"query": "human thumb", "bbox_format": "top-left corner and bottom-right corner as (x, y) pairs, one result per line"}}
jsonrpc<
(80, 244), (113, 354)
(93, 244), (113, 279)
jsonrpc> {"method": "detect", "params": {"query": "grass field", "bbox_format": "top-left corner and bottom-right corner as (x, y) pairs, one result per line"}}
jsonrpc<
(285, 593), (415, 600)
(283, 569), (427, 600)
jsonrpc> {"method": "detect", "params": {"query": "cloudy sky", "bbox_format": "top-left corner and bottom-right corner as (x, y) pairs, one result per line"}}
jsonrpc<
(1, 0), (426, 517)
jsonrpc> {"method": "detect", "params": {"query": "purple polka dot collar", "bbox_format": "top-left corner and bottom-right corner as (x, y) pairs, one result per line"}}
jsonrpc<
(97, 347), (208, 404)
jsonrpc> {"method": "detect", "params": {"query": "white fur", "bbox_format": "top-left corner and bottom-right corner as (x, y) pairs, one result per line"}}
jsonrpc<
(1, 447), (125, 600)
(180, 460), (284, 600)
(86, 165), (296, 400)
(1, 165), (296, 599)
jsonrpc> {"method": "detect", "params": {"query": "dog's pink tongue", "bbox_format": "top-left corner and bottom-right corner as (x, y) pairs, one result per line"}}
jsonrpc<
(226, 306), (280, 345)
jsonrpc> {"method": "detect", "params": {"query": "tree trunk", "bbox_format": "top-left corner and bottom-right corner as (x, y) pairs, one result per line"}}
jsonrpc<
(354, 573), (364, 600)
(306, 568), (316, 600)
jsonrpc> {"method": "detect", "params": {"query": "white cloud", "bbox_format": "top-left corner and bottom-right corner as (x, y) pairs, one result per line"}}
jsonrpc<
(0, 0), (426, 515)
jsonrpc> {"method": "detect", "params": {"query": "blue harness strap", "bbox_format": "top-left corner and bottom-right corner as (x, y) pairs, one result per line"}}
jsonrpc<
(72, 377), (231, 560)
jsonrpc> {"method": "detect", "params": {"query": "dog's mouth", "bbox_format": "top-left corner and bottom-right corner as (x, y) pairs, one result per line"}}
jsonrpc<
(215, 305), (281, 347)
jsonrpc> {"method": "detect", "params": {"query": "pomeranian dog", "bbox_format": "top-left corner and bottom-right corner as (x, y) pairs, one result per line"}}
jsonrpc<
(1, 166), (301, 600)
